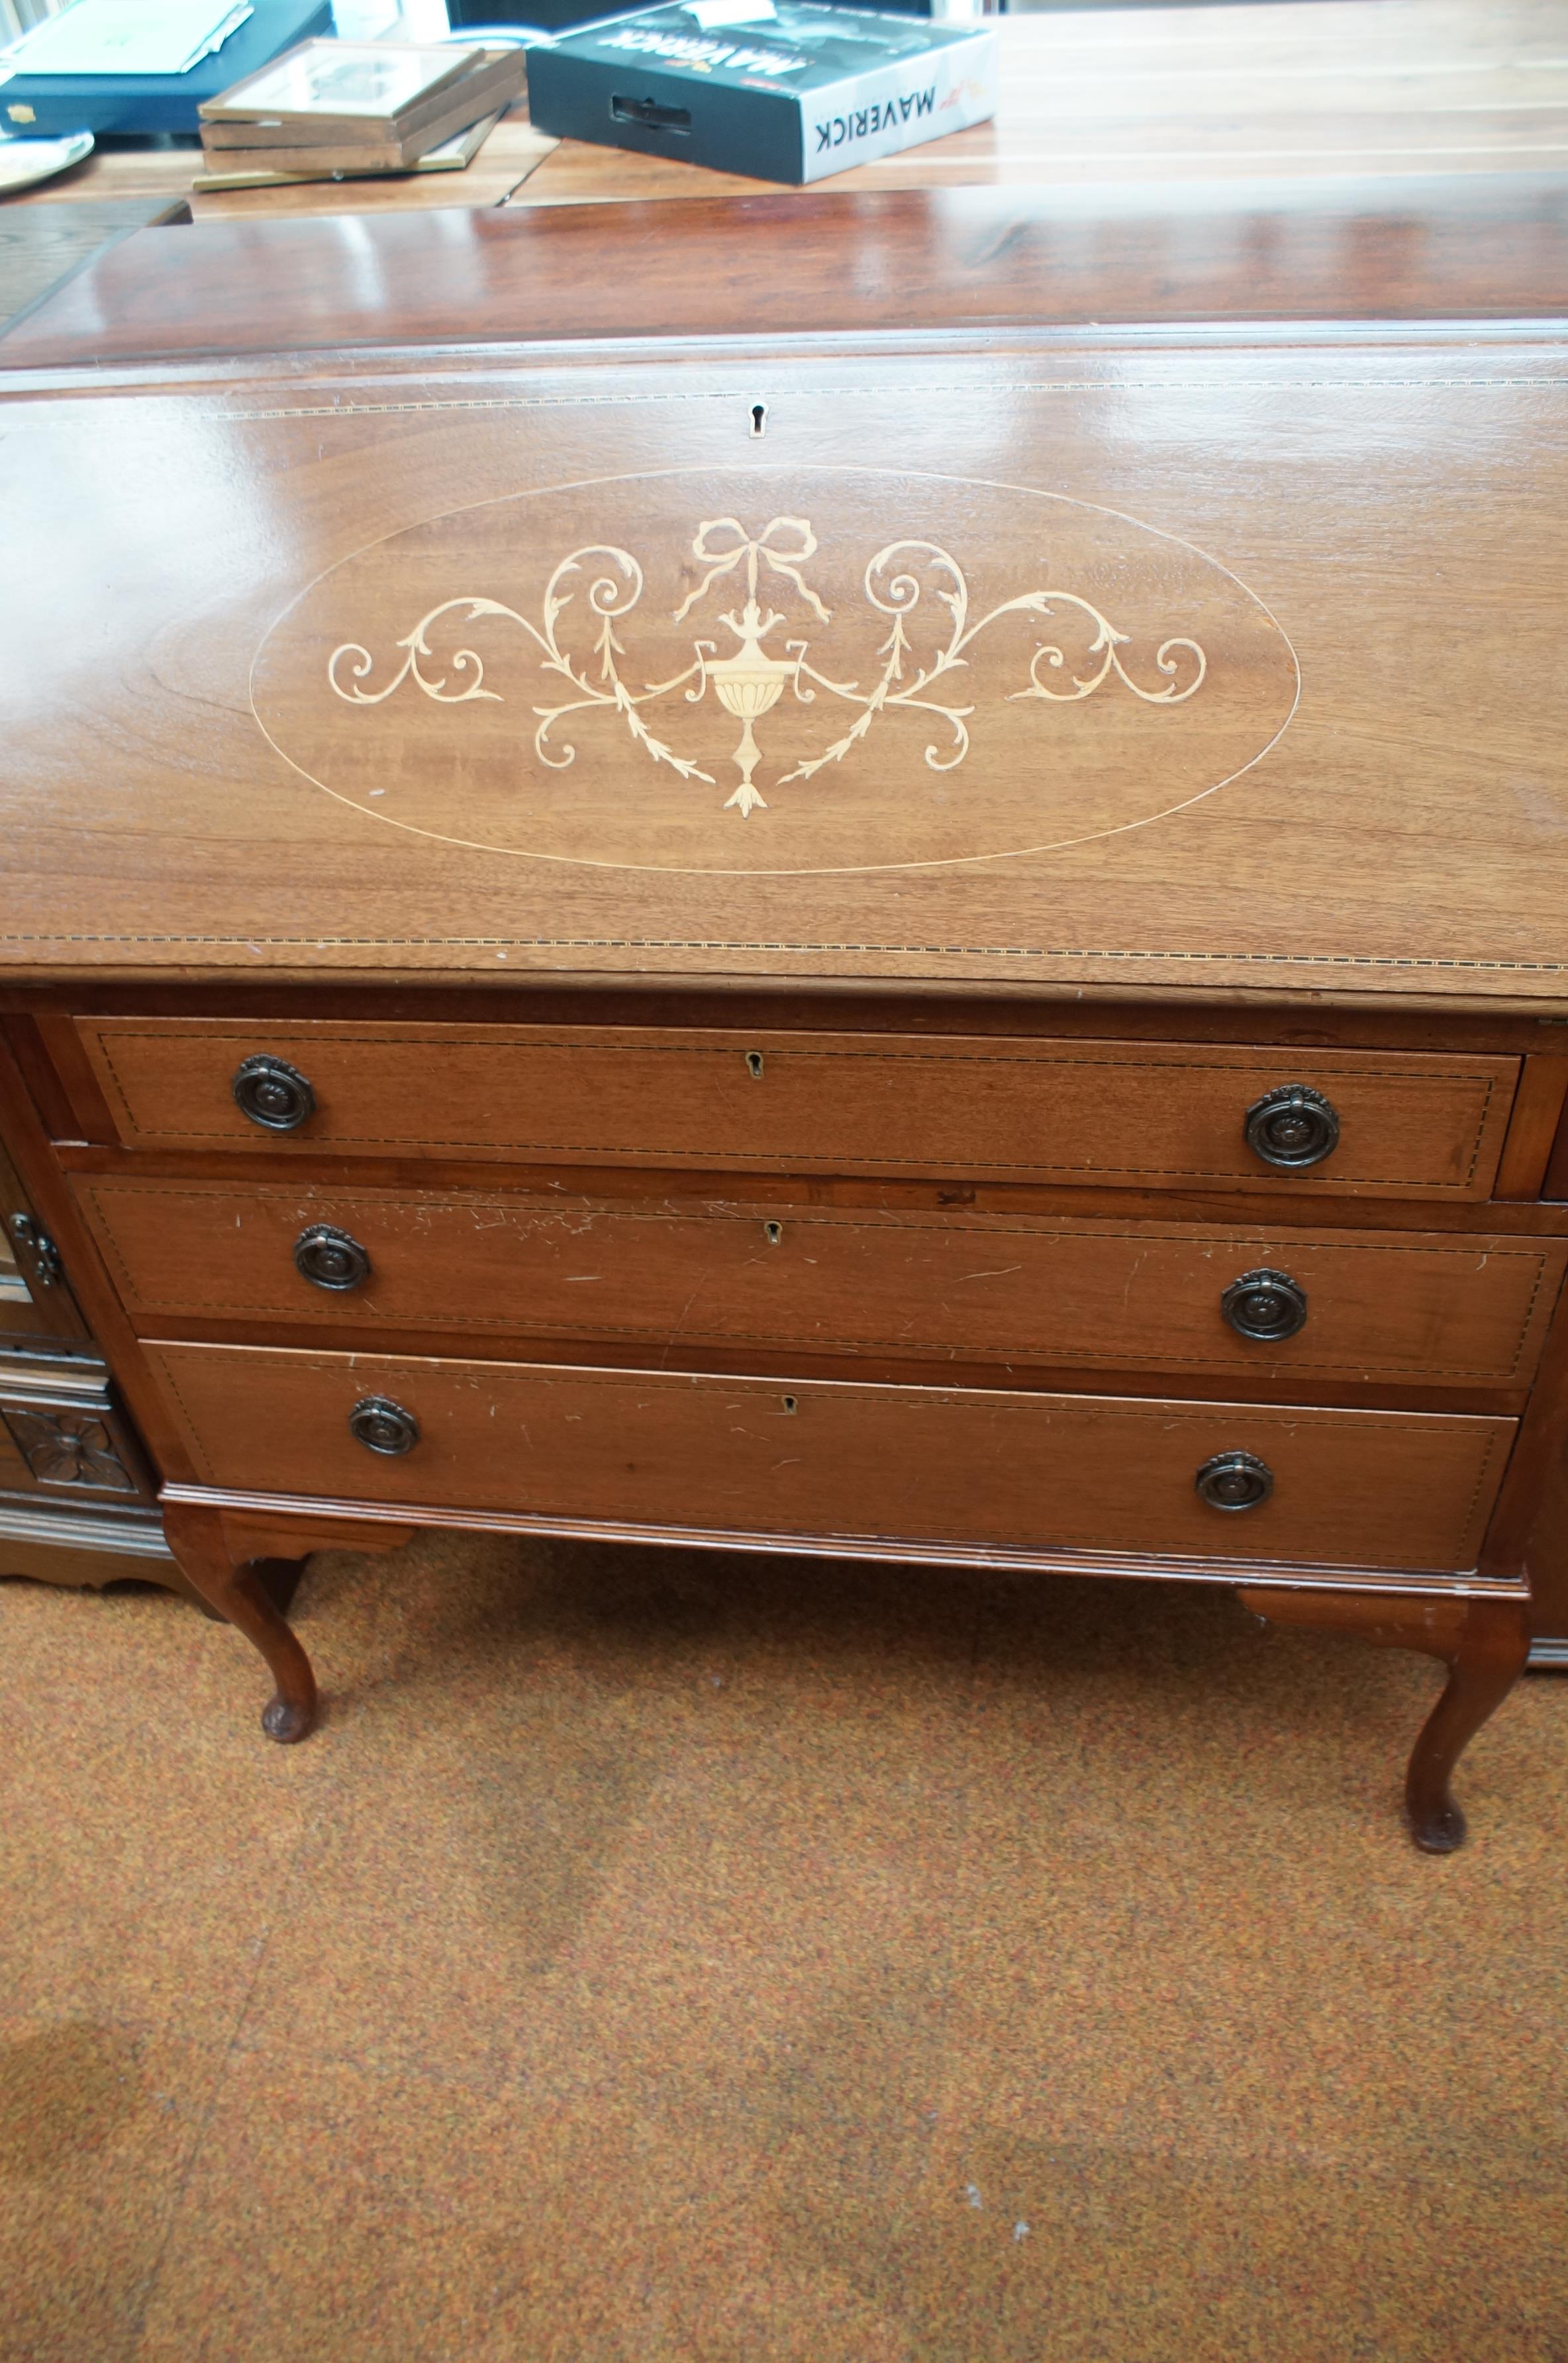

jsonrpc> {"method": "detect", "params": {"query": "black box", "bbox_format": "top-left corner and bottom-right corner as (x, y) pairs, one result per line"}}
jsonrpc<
(524, 1), (998, 185)
(448, 0), (948, 26)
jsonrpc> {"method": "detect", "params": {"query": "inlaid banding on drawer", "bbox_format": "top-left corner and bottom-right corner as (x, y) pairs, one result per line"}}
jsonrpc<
(75, 1180), (1568, 1388)
(144, 1343), (1514, 1578)
(73, 1020), (1519, 1199)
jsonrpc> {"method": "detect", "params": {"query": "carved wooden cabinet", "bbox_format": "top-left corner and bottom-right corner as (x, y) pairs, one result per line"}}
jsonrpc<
(0, 1131), (177, 1597)
(2, 187), (1566, 1847)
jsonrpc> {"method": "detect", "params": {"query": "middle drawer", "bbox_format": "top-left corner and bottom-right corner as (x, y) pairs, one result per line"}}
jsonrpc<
(73, 1178), (1567, 1388)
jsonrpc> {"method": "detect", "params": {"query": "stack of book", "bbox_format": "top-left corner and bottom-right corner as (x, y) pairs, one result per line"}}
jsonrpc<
(194, 36), (526, 189)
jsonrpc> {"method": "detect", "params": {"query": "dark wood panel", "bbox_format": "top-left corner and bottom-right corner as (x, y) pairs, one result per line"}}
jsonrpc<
(77, 1332), (1543, 1417)
(1545, 1088), (1568, 1202)
(0, 195), (189, 338)
(7, 174), (1568, 367)
(42, 1140), (1568, 1241)
(145, 1342), (1514, 1576)
(0, 1290), (52, 1341)
(74, 1020), (1518, 1199)
(1494, 1054), (1568, 1199)
(0, 1419), (30, 1486)
(13, 976), (1567, 1054)
(74, 1176), (1567, 1388)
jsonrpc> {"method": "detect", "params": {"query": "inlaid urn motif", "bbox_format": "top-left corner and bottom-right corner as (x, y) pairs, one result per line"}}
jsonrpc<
(703, 613), (803, 817)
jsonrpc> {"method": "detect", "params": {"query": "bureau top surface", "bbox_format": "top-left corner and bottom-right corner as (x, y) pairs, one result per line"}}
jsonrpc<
(5, 172), (1568, 368)
(1, 182), (1567, 1006)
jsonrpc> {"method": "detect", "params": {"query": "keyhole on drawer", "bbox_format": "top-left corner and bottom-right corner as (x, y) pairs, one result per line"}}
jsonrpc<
(781, 1394), (798, 1415)
(750, 401), (767, 438)
(763, 1220), (783, 1246)
(746, 1050), (765, 1079)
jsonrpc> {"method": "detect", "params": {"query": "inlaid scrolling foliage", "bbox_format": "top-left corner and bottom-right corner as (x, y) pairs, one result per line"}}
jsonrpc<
(328, 515), (1208, 819)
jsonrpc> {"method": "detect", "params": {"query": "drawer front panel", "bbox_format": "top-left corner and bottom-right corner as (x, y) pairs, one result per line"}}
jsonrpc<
(145, 1343), (1514, 1576)
(75, 1019), (1518, 1199)
(80, 1179), (1567, 1388)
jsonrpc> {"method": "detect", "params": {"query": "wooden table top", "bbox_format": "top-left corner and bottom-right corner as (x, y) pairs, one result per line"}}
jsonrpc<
(0, 0), (1565, 225)
(507, 0), (1568, 209)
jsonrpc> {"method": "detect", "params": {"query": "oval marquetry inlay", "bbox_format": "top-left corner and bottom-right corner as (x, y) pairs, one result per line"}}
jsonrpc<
(250, 468), (1298, 876)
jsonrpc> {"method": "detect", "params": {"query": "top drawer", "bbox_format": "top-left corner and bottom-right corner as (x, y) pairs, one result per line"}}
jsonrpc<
(71, 1019), (1520, 1200)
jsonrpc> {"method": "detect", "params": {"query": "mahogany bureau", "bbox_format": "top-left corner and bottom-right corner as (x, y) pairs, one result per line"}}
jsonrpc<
(3, 181), (1567, 1850)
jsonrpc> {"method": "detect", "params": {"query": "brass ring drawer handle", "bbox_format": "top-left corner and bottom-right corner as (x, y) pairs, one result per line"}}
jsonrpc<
(1221, 1268), (1308, 1342)
(1195, 1450), (1273, 1512)
(232, 1053), (316, 1133)
(1244, 1084), (1339, 1170)
(348, 1395), (420, 1456)
(295, 1224), (371, 1293)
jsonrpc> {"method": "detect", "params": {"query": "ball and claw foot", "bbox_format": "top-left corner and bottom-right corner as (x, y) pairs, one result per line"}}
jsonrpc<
(262, 1691), (317, 1744)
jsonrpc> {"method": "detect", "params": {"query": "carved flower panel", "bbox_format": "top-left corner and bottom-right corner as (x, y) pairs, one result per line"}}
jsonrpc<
(1, 1408), (138, 1493)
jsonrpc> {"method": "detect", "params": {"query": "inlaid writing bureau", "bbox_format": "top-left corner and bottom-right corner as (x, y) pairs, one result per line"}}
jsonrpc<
(3, 181), (1567, 1850)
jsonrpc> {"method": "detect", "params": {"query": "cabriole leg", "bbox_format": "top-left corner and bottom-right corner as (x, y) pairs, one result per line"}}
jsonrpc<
(162, 1499), (319, 1744)
(1237, 1587), (1530, 1854)
(1402, 1599), (1530, 1852)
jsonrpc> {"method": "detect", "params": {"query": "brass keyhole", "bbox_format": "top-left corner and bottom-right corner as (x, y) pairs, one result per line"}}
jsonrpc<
(746, 1050), (765, 1079)
(763, 1221), (783, 1246)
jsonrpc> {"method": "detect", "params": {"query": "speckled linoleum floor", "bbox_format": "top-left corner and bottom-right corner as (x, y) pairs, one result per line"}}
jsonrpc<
(2, 1534), (1566, 2363)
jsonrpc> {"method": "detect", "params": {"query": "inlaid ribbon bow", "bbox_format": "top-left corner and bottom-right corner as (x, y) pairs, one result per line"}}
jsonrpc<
(673, 515), (832, 624)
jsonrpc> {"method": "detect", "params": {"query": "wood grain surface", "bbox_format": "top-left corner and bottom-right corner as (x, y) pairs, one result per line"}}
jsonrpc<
(9, 172), (1568, 364)
(0, 194), (190, 335)
(73, 1176), (1568, 1387)
(1, 2), (1561, 222)
(511, 0), (1568, 208)
(0, 346), (1563, 1002)
(142, 1339), (1516, 1575)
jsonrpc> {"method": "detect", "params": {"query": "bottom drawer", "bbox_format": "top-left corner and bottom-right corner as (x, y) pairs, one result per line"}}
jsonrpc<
(144, 1344), (1514, 1578)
